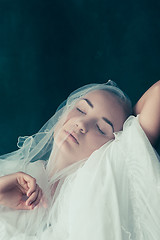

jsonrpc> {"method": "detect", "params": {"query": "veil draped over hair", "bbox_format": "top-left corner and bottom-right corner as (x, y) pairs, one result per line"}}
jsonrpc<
(0, 80), (131, 182)
(0, 80), (160, 240)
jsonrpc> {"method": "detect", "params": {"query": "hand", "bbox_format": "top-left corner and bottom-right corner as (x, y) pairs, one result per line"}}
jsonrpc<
(0, 171), (43, 210)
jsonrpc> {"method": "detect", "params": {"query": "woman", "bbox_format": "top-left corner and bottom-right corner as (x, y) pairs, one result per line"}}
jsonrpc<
(0, 80), (160, 239)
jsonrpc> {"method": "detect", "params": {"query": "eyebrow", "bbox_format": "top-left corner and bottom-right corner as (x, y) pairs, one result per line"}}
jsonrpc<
(82, 98), (115, 131)
(102, 117), (114, 132)
(82, 98), (94, 108)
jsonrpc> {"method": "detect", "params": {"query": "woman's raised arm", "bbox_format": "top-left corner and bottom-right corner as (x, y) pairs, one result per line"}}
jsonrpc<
(133, 80), (160, 146)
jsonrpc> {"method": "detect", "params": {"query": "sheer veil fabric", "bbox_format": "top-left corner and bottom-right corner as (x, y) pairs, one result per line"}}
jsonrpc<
(0, 81), (160, 239)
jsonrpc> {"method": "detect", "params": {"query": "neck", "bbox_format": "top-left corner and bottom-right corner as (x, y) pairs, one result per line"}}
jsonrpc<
(47, 146), (74, 178)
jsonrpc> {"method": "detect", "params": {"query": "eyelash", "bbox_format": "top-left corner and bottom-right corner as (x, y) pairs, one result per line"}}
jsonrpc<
(76, 107), (86, 114)
(96, 124), (105, 135)
(76, 107), (105, 135)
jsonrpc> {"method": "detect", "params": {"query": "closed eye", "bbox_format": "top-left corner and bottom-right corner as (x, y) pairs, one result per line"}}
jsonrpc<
(76, 108), (105, 135)
(76, 107), (86, 114)
(96, 124), (105, 135)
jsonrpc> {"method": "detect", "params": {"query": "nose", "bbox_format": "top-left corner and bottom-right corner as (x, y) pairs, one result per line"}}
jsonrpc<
(74, 119), (88, 134)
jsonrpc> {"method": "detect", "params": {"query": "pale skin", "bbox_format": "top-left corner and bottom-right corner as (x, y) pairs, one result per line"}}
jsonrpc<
(52, 89), (127, 173)
(0, 80), (160, 210)
(0, 172), (43, 210)
(133, 80), (160, 146)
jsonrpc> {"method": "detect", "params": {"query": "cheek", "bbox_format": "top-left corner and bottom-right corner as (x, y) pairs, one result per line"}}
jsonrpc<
(53, 129), (65, 147)
(82, 133), (111, 155)
(65, 108), (79, 120)
(54, 110), (77, 137)
(62, 110), (79, 128)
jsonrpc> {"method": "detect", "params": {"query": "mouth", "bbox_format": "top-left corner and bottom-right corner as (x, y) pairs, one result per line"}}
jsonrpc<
(64, 130), (79, 144)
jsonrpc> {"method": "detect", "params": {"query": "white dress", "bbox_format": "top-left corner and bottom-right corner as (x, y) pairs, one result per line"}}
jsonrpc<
(0, 115), (160, 240)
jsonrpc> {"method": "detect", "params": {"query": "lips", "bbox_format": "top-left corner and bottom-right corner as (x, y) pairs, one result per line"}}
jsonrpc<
(64, 130), (79, 144)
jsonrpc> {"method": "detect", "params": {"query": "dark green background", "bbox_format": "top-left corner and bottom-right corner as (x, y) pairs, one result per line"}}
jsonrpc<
(0, 0), (160, 155)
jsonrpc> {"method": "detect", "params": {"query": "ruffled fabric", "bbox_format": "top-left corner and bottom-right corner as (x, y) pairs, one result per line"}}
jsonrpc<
(67, 115), (160, 240)
(0, 115), (160, 239)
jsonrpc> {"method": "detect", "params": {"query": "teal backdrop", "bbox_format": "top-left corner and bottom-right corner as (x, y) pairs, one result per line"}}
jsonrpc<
(0, 0), (160, 155)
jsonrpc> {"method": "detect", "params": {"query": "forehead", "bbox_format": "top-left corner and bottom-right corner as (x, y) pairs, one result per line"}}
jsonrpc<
(83, 89), (119, 108)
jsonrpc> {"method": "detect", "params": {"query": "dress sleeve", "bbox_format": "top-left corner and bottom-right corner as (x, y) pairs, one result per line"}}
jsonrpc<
(67, 115), (160, 240)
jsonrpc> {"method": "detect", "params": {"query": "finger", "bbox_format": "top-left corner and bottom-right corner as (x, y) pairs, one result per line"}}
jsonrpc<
(25, 187), (39, 206)
(24, 177), (37, 197)
(17, 172), (37, 196)
(17, 189), (43, 210)
(16, 203), (33, 210)
(31, 188), (43, 208)
(16, 176), (30, 193)
(15, 198), (35, 211)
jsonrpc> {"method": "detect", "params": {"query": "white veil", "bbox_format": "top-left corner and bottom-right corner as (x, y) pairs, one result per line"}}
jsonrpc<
(0, 80), (132, 178)
(0, 80), (134, 239)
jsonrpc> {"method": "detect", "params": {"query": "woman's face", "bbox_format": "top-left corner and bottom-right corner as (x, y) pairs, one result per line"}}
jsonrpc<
(54, 90), (126, 162)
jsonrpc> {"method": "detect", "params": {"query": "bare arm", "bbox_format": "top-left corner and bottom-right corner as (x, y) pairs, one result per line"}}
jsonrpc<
(133, 80), (160, 146)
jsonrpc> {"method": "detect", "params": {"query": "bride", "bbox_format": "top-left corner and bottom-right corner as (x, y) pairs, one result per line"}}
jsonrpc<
(0, 80), (160, 239)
